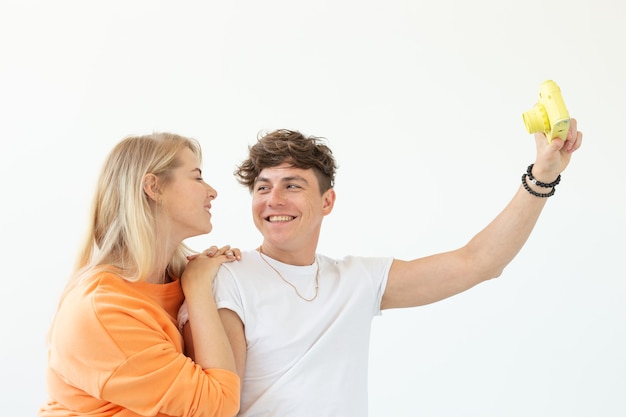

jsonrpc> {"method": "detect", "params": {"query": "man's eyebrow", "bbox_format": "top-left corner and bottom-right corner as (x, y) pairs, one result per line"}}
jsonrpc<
(256, 175), (309, 184)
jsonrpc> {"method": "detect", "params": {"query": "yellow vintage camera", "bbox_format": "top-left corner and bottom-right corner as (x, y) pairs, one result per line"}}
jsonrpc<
(522, 80), (570, 142)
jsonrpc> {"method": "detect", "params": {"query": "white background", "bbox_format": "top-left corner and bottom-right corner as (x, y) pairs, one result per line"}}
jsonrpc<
(1, 0), (625, 416)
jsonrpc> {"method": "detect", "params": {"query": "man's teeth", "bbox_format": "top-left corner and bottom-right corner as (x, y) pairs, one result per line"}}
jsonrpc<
(268, 215), (294, 222)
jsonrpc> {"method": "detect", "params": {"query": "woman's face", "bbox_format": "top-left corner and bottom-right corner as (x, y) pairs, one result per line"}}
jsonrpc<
(158, 147), (218, 243)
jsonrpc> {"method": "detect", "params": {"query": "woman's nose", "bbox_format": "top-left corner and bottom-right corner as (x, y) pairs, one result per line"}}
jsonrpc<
(206, 184), (217, 199)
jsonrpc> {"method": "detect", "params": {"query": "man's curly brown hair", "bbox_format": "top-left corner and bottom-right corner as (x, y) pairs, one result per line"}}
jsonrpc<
(235, 129), (338, 194)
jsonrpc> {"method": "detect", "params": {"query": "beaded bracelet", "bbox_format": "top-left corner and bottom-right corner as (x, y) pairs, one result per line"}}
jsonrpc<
(522, 173), (556, 197)
(526, 164), (561, 188)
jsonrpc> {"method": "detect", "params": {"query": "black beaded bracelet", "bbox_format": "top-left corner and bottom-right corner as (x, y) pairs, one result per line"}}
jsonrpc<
(522, 173), (555, 197)
(526, 164), (561, 188)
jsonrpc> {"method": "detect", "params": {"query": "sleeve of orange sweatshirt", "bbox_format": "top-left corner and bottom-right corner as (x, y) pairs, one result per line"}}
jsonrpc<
(46, 273), (240, 417)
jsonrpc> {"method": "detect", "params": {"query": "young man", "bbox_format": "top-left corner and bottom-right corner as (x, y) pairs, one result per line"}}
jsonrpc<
(182, 122), (583, 416)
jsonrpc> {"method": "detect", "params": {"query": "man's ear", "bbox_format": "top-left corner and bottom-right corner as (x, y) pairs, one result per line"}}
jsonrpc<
(143, 173), (160, 202)
(321, 188), (336, 215)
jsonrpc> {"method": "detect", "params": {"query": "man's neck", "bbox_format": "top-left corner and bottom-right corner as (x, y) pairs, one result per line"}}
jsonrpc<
(257, 244), (316, 266)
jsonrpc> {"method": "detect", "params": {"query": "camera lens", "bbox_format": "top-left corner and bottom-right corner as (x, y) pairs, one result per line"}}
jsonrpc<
(522, 106), (548, 134)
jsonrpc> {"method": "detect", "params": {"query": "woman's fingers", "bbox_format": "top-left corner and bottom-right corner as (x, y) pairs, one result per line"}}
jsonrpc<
(187, 245), (241, 261)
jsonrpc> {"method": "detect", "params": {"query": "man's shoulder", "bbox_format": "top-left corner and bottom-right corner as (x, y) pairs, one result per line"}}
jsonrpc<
(317, 253), (393, 268)
(216, 250), (263, 279)
(218, 250), (393, 274)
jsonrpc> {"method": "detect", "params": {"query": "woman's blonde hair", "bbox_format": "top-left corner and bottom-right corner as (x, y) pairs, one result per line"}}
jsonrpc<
(70, 132), (202, 286)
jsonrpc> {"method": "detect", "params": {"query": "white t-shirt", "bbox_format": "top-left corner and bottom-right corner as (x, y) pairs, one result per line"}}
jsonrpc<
(214, 250), (392, 417)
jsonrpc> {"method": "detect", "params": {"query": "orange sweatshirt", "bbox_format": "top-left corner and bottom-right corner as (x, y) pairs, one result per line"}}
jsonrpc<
(39, 270), (240, 417)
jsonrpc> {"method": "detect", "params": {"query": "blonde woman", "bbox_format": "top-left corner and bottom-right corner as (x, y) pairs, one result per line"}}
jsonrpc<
(39, 133), (241, 417)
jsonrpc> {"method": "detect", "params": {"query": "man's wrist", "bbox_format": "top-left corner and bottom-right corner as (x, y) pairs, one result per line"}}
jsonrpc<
(527, 163), (561, 187)
(521, 164), (560, 198)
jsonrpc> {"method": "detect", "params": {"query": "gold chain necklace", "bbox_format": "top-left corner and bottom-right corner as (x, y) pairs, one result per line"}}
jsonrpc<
(258, 249), (319, 302)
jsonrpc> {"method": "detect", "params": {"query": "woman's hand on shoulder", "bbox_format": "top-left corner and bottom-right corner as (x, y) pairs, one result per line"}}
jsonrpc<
(181, 245), (241, 296)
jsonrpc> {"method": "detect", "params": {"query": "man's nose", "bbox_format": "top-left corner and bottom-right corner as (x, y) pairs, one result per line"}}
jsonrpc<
(267, 188), (285, 205)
